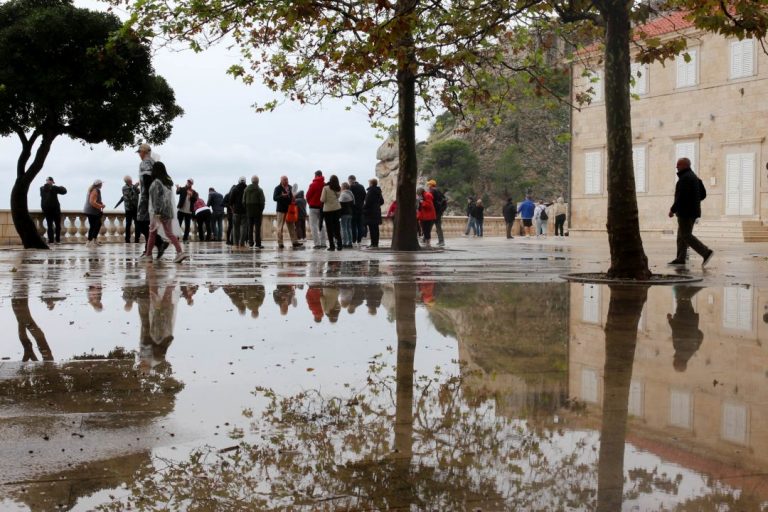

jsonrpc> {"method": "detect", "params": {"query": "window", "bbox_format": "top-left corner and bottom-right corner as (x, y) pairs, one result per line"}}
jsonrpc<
(633, 145), (647, 193)
(676, 49), (698, 88)
(581, 368), (599, 403)
(675, 140), (698, 173)
(582, 284), (601, 324)
(723, 286), (753, 331)
(730, 39), (755, 79)
(725, 153), (755, 216)
(584, 151), (602, 195)
(722, 402), (748, 445)
(630, 62), (648, 95)
(586, 70), (603, 102)
(669, 389), (693, 429)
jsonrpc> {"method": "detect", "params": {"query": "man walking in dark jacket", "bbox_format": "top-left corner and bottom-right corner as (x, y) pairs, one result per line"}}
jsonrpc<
(428, 179), (447, 246)
(348, 175), (367, 244)
(207, 187), (225, 241)
(115, 175), (140, 243)
(668, 157), (713, 267)
(230, 177), (248, 246)
(40, 177), (67, 244)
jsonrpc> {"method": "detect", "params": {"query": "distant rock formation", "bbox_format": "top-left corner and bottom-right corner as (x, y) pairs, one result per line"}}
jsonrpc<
(374, 137), (399, 207)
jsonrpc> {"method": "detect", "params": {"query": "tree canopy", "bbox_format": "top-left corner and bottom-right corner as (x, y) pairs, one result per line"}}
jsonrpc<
(0, 0), (183, 248)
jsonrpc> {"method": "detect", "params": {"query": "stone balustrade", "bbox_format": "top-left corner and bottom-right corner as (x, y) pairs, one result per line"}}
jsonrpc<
(0, 209), (564, 246)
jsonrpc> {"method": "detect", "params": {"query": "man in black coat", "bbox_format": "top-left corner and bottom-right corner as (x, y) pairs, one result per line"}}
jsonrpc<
(348, 175), (367, 244)
(668, 157), (713, 267)
(667, 286), (704, 372)
(502, 197), (517, 239)
(40, 177), (67, 244)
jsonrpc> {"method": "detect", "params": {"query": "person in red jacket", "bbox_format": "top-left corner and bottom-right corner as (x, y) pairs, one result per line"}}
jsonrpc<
(417, 186), (437, 247)
(306, 170), (327, 249)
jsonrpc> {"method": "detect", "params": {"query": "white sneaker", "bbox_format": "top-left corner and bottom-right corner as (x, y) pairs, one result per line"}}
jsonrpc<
(173, 252), (188, 263)
(139, 253), (152, 261)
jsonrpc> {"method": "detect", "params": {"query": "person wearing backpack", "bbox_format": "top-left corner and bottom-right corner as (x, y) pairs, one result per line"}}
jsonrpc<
(534, 200), (548, 237)
(668, 157), (713, 267)
(427, 179), (447, 247)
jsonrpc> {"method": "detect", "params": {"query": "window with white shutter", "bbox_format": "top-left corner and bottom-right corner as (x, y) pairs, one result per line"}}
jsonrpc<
(581, 368), (599, 403)
(676, 49), (698, 88)
(723, 286), (753, 331)
(730, 39), (755, 79)
(584, 151), (602, 195)
(586, 70), (603, 102)
(633, 145), (647, 193)
(725, 153), (755, 216)
(722, 402), (748, 445)
(628, 380), (644, 417)
(675, 140), (697, 173)
(630, 62), (648, 95)
(669, 389), (693, 429)
(582, 284), (600, 324)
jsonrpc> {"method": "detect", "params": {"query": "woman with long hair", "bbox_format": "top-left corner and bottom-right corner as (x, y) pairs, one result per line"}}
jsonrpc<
(83, 180), (105, 247)
(320, 175), (343, 250)
(141, 162), (187, 263)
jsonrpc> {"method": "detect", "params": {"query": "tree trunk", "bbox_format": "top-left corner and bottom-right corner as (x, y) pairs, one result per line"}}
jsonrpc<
(11, 135), (55, 249)
(391, 0), (420, 251)
(601, 3), (651, 279)
(596, 284), (647, 511)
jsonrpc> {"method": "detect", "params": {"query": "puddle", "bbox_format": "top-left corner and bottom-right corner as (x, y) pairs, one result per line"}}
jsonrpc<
(0, 271), (767, 510)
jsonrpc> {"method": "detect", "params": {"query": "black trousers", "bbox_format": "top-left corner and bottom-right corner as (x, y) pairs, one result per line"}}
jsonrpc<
(676, 217), (709, 261)
(125, 210), (138, 242)
(324, 210), (342, 249)
(367, 223), (380, 247)
(44, 211), (61, 243)
(177, 211), (193, 241)
(352, 210), (364, 243)
(554, 214), (566, 236)
(421, 220), (434, 242)
(86, 214), (102, 241)
(226, 212), (234, 244)
(247, 213), (263, 246)
(196, 211), (212, 241)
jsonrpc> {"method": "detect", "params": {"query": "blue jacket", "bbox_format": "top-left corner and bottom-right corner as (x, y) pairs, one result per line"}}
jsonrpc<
(517, 199), (535, 219)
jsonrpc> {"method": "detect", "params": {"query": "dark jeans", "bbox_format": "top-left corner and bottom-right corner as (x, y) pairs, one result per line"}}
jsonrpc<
(434, 216), (444, 244)
(554, 214), (566, 236)
(352, 210), (364, 243)
(247, 213), (263, 246)
(196, 210), (212, 241)
(505, 221), (514, 238)
(177, 211), (193, 241)
(124, 210), (138, 242)
(324, 210), (342, 249)
(232, 213), (246, 245)
(44, 211), (61, 243)
(86, 214), (102, 241)
(421, 220), (434, 242)
(226, 212), (233, 244)
(211, 212), (224, 241)
(474, 219), (484, 237)
(367, 223), (380, 247)
(676, 217), (709, 261)
(296, 218), (306, 240)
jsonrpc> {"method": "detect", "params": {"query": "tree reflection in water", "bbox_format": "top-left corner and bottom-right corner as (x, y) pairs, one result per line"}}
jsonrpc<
(12, 272), (53, 361)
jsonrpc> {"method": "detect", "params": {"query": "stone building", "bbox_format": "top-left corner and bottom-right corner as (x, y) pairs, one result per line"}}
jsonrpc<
(570, 12), (768, 241)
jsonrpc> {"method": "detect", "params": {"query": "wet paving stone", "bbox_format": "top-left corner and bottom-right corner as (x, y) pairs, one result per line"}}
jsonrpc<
(0, 239), (767, 510)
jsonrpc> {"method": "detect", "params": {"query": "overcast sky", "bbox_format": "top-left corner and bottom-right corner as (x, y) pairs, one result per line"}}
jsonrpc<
(0, 1), (429, 212)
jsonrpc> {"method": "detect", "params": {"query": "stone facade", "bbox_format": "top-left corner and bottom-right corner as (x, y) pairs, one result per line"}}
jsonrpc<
(374, 137), (399, 209)
(571, 26), (768, 240)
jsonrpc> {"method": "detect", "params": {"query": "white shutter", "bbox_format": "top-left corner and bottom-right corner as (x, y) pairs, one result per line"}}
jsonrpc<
(582, 283), (600, 323)
(628, 380), (644, 417)
(633, 145), (647, 192)
(585, 151), (602, 195)
(630, 63), (648, 95)
(581, 368), (599, 403)
(740, 153), (755, 215)
(723, 286), (753, 330)
(676, 49), (697, 87)
(722, 402), (748, 444)
(589, 70), (603, 102)
(675, 141), (697, 173)
(670, 389), (692, 429)
(725, 154), (741, 215)
(731, 39), (755, 78)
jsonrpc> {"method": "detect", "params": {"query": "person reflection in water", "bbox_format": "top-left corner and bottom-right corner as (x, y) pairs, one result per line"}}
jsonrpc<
(138, 267), (178, 374)
(321, 287), (341, 323)
(88, 284), (104, 312)
(667, 286), (704, 372)
(306, 285), (324, 322)
(273, 285), (296, 316)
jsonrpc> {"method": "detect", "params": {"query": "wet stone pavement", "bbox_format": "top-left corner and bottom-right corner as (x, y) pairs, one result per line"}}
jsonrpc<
(0, 237), (767, 511)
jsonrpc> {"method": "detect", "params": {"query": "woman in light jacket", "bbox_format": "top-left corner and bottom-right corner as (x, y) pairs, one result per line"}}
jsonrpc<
(320, 174), (343, 251)
(141, 162), (187, 263)
(553, 196), (567, 237)
(83, 180), (105, 247)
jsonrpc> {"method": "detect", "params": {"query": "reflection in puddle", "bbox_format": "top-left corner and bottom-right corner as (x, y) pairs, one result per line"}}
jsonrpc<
(0, 278), (767, 510)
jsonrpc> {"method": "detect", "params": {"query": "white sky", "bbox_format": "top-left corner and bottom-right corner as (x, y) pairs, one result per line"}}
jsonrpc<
(0, 1), (429, 212)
